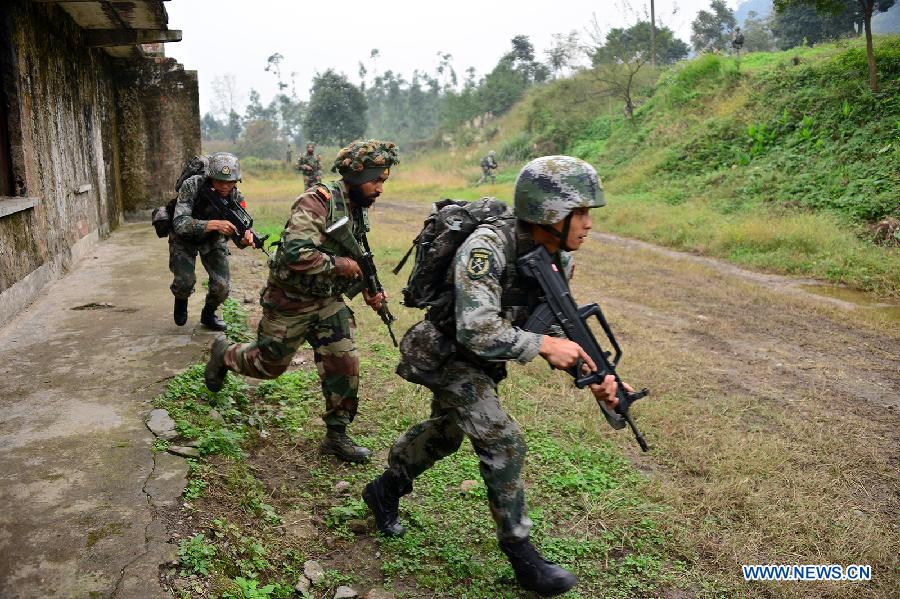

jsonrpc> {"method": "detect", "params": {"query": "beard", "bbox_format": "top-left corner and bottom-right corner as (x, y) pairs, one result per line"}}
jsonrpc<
(349, 185), (378, 208)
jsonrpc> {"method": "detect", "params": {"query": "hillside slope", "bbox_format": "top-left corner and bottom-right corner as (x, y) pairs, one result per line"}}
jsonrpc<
(397, 36), (900, 297)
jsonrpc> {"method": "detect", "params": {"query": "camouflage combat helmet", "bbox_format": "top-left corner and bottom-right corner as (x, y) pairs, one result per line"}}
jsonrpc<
(208, 152), (241, 182)
(513, 155), (605, 225)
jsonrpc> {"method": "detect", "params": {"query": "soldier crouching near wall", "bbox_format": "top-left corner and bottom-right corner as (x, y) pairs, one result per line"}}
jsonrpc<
(170, 152), (256, 330)
(203, 140), (399, 463)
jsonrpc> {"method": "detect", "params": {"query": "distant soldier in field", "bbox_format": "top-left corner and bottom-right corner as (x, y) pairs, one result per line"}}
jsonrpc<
(363, 156), (626, 597)
(169, 152), (256, 330)
(476, 150), (498, 185)
(204, 140), (400, 463)
(285, 143), (293, 166)
(731, 27), (745, 55)
(297, 142), (323, 189)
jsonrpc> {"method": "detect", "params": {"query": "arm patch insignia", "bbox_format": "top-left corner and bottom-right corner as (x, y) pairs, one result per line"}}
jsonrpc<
(314, 185), (332, 202)
(466, 248), (494, 279)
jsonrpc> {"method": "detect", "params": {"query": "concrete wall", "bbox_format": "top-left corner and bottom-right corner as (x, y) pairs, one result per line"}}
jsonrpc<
(0, 1), (199, 326)
(117, 57), (200, 217)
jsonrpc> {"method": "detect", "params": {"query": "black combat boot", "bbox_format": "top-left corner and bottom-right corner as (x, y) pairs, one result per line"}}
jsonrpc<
(362, 470), (412, 537)
(319, 425), (372, 463)
(173, 298), (188, 326)
(499, 537), (578, 597)
(200, 301), (227, 331)
(204, 335), (230, 392)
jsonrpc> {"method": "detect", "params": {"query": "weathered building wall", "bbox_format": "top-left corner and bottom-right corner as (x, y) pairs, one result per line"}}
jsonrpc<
(117, 58), (200, 216)
(0, 2), (123, 325)
(0, 0), (199, 326)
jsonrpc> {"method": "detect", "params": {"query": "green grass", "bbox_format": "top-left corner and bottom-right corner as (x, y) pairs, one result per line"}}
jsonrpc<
(156, 277), (710, 598)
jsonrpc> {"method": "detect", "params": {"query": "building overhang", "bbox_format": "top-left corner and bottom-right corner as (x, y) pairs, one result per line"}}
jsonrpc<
(31, 0), (181, 59)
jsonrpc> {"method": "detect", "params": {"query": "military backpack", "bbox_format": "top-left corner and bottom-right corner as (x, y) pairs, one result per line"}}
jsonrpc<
(393, 197), (517, 331)
(152, 155), (211, 237)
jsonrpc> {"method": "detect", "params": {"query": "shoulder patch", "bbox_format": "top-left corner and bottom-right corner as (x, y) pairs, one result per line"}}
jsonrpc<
(315, 185), (332, 202)
(466, 248), (494, 280)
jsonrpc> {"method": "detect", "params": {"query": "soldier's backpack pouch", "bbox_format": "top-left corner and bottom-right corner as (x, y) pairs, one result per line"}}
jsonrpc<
(151, 206), (171, 238)
(396, 319), (456, 389)
(151, 198), (177, 238)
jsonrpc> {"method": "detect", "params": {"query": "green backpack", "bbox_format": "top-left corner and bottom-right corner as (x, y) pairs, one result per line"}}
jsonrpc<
(393, 197), (516, 330)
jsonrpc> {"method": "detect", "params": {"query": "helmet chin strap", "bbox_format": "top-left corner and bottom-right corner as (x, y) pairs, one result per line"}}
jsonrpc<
(540, 213), (575, 252)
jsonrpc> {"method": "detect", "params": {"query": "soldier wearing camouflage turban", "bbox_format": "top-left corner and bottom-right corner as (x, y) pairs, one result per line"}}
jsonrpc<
(296, 142), (323, 189)
(476, 150), (498, 185)
(204, 140), (400, 463)
(363, 156), (628, 597)
(169, 152), (256, 330)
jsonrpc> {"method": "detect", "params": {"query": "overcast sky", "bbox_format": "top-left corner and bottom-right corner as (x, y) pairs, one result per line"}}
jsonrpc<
(163, 1), (740, 115)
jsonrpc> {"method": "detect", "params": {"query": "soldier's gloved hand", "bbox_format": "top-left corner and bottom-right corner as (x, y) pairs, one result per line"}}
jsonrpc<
(539, 336), (597, 372)
(333, 256), (363, 279)
(363, 289), (385, 312)
(241, 229), (256, 248)
(206, 220), (237, 236)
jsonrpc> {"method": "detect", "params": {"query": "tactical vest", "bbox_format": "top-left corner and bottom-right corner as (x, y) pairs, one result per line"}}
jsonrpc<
(268, 181), (368, 299)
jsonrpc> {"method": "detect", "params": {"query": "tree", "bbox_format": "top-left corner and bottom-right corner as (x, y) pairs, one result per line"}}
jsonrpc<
(586, 14), (661, 122)
(236, 119), (281, 159)
(742, 10), (777, 52)
(774, 0), (896, 90)
(477, 35), (549, 118)
(209, 74), (244, 121)
(593, 21), (689, 65)
(545, 31), (582, 78)
(225, 110), (242, 143)
(201, 113), (224, 141)
(304, 70), (367, 145)
(771, 2), (855, 49)
(691, 0), (738, 51)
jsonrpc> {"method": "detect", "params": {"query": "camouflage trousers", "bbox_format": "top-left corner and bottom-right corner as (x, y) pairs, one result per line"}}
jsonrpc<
(169, 238), (230, 306)
(476, 167), (496, 185)
(224, 294), (359, 426)
(387, 359), (531, 542)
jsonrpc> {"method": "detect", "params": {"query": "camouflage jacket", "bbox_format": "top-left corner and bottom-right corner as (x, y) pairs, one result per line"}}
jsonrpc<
(171, 174), (245, 249)
(297, 153), (322, 176)
(267, 180), (367, 302)
(480, 155), (498, 170)
(454, 223), (572, 364)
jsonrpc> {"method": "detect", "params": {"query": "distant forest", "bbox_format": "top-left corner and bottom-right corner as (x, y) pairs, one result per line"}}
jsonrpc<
(200, 0), (900, 158)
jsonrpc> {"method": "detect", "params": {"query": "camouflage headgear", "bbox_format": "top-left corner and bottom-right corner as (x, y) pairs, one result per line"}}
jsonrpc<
(488, 150), (496, 156)
(513, 155), (605, 225)
(208, 152), (241, 182)
(331, 139), (400, 185)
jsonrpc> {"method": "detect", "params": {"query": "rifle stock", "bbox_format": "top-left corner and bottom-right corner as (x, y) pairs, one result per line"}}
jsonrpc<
(518, 245), (650, 451)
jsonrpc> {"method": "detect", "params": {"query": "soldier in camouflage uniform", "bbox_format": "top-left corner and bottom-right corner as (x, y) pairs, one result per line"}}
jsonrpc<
(363, 156), (625, 597)
(476, 150), (498, 185)
(296, 142), (323, 189)
(205, 140), (400, 463)
(170, 152), (256, 330)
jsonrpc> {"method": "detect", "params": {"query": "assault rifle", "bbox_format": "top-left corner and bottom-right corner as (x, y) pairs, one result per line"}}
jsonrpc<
(201, 187), (270, 256)
(517, 245), (650, 451)
(326, 215), (398, 347)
